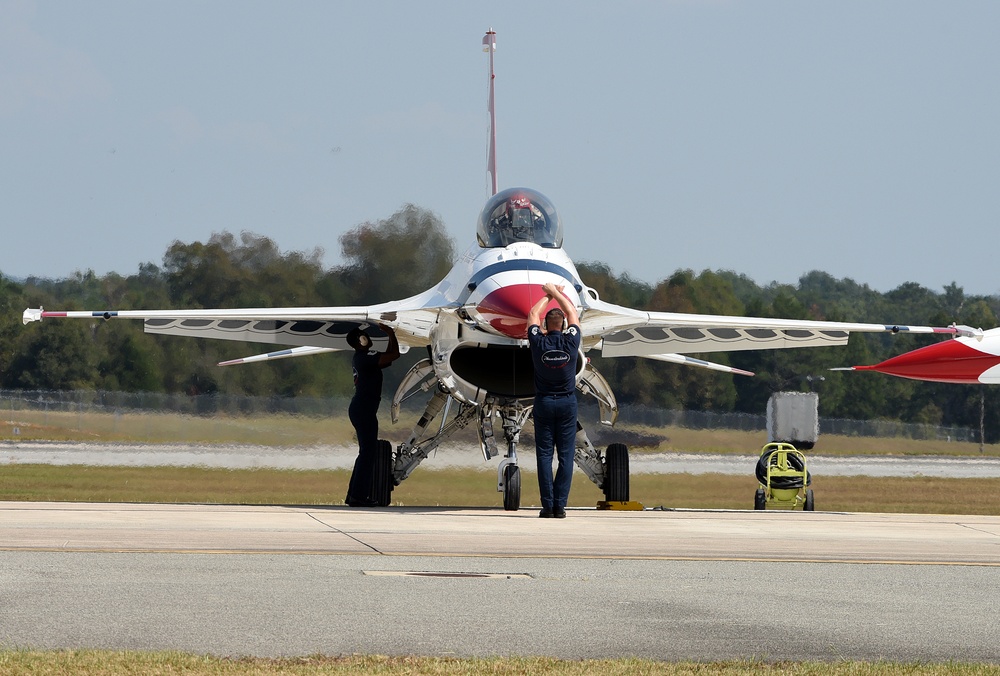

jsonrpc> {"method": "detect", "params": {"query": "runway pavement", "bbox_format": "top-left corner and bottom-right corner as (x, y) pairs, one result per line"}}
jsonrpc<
(2, 501), (1000, 661)
(4, 501), (1000, 563)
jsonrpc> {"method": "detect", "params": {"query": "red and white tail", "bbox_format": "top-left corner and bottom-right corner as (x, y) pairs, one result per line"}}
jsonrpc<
(836, 326), (1000, 384)
(483, 29), (498, 196)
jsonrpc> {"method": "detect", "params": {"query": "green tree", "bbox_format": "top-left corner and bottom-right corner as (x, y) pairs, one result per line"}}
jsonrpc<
(643, 270), (742, 411)
(0, 276), (28, 387)
(10, 321), (100, 390)
(576, 261), (653, 308)
(162, 232), (326, 309)
(959, 299), (997, 331)
(336, 205), (455, 304)
(95, 323), (163, 392)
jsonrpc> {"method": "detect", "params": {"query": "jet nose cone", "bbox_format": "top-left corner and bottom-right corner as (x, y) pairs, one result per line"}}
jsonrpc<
(476, 283), (558, 338)
(855, 338), (1000, 384)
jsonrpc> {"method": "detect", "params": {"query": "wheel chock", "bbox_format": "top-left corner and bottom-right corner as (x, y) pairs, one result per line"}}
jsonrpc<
(596, 500), (644, 510)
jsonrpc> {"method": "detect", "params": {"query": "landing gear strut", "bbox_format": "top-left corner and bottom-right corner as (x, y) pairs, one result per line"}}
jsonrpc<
(485, 399), (531, 511)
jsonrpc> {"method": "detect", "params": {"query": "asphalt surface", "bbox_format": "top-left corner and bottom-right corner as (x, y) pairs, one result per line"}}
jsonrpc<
(2, 502), (1000, 662)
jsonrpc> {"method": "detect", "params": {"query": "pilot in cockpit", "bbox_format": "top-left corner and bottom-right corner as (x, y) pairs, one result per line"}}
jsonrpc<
(508, 197), (536, 243)
(477, 188), (563, 249)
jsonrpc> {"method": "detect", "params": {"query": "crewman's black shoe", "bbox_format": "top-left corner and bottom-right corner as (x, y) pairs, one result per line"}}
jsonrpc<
(553, 508), (566, 518)
(538, 508), (554, 518)
(346, 495), (379, 507)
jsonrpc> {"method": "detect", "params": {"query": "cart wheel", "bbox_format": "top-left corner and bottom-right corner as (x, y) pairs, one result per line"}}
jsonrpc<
(754, 488), (766, 510)
(804, 488), (815, 511)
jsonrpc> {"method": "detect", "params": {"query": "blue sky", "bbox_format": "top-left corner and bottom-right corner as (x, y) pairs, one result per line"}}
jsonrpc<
(2, 1), (998, 296)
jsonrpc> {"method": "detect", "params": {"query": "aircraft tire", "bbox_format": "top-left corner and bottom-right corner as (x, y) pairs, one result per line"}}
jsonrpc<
(372, 439), (393, 507)
(502, 464), (521, 511)
(603, 443), (630, 502)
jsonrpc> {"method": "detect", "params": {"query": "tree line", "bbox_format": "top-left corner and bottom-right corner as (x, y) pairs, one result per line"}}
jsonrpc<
(3, 205), (999, 440)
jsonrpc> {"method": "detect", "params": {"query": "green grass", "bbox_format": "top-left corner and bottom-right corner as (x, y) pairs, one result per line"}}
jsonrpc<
(4, 464), (1000, 515)
(1, 410), (357, 446)
(0, 651), (996, 675)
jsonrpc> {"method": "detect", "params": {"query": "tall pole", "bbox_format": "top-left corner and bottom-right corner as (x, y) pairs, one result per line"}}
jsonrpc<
(483, 29), (498, 196)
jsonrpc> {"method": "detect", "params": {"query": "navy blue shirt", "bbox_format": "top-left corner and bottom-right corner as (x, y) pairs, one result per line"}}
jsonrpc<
(528, 324), (581, 396)
(352, 349), (384, 400)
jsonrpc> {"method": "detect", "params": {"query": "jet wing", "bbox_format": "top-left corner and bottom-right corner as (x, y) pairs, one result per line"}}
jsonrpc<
(581, 297), (961, 358)
(23, 301), (443, 352)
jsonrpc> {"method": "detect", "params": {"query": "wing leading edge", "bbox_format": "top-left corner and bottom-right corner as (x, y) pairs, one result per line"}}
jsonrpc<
(580, 297), (964, 359)
(23, 300), (443, 351)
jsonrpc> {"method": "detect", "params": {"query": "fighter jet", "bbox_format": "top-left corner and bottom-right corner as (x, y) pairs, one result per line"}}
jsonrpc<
(835, 326), (998, 384)
(22, 30), (967, 509)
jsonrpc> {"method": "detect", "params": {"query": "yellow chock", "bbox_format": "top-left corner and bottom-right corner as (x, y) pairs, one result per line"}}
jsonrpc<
(596, 500), (645, 511)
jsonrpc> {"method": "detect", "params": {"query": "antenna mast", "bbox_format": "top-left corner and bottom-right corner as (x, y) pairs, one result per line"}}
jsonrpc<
(483, 29), (498, 196)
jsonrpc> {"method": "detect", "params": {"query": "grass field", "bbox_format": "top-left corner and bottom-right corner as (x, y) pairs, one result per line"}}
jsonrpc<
(0, 651), (996, 675)
(4, 462), (1000, 515)
(2, 408), (1000, 513)
(1, 408), (359, 446)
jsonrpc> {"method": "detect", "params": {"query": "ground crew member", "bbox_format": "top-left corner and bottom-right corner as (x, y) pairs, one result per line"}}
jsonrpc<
(345, 324), (400, 507)
(526, 282), (581, 518)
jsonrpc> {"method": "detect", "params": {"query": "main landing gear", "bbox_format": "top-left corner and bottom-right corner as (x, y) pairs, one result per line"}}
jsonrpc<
(387, 390), (631, 511)
(385, 356), (630, 510)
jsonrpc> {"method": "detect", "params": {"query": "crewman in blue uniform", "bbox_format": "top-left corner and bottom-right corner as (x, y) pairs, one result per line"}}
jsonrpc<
(526, 282), (581, 518)
(344, 324), (400, 507)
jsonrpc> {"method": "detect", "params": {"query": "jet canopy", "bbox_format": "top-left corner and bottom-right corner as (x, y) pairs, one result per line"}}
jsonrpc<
(477, 188), (563, 249)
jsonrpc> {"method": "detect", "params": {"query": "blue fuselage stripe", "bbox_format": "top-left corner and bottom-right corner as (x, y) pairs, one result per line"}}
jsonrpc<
(459, 259), (579, 305)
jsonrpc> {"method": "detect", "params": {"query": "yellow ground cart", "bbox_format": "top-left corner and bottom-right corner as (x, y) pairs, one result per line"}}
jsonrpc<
(753, 442), (814, 511)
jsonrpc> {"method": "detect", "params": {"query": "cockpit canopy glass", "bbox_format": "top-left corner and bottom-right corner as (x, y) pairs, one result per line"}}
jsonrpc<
(477, 188), (563, 249)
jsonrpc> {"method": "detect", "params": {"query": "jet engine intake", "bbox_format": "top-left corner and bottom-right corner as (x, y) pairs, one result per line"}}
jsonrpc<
(449, 344), (585, 399)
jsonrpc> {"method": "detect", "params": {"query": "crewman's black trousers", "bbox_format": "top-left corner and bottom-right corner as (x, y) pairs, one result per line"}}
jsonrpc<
(347, 395), (381, 501)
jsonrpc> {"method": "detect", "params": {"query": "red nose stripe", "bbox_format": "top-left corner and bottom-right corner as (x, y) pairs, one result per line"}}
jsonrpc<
(855, 339), (1000, 383)
(478, 284), (560, 338)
